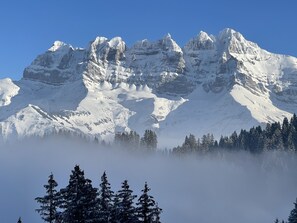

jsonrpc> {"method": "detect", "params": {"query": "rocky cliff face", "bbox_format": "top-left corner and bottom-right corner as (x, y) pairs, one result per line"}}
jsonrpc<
(1, 28), (297, 146)
(23, 28), (297, 97)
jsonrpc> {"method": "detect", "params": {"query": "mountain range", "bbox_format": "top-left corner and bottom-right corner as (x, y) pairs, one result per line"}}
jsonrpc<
(1, 28), (297, 147)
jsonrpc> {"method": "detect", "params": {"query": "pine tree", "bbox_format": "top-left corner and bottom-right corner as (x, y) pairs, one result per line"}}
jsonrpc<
(288, 198), (297, 223)
(248, 126), (264, 153)
(282, 117), (290, 149)
(137, 182), (162, 223)
(289, 124), (297, 151)
(35, 173), (60, 223)
(291, 114), (297, 131)
(201, 134), (209, 150)
(141, 130), (157, 150)
(179, 136), (190, 153)
(229, 131), (238, 149)
(271, 128), (284, 150)
(183, 134), (197, 152)
(153, 203), (162, 223)
(115, 131), (140, 149)
(129, 131), (140, 149)
(288, 130), (296, 152)
(201, 133), (216, 152)
(116, 180), (138, 223)
(98, 171), (114, 223)
(238, 129), (248, 150)
(17, 217), (22, 223)
(60, 165), (98, 223)
(110, 193), (121, 223)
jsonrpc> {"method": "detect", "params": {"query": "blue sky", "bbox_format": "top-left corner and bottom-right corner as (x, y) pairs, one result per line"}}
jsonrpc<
(0, 0), (296, 80)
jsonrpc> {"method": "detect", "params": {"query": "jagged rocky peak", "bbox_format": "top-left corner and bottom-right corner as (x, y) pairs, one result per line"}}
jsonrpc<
(87, 36), (126, 64)
(129, 39), (161, 57)
(159, 34), (184, 68)
(128, 34), (185, 74)
(160, 33), (183, 53)
(108, 37), (126, 51)
(23, 40), (85, 84)
(218, 28), (259, 54)
(218, 28), (241, 41)
(130, 39), (150, 51)
(4, 28), (297, 144)
(184, 31), (215, 51)
(30, 40), (75, 68)
(22, 28), (273, 87)
(87, 37), (108, 63)
(130, 34), (182, 54)
(88, 37), (108, 51)
(48, 40), (73, 52)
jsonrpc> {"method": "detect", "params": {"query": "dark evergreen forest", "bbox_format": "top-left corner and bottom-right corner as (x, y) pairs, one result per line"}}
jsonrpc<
(111, 114), (297, 155)
(34, 166), (161, 223)
(172, 114), (297, 154)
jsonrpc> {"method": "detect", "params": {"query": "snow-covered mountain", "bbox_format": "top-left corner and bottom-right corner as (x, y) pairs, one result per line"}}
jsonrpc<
(1, 28), (297, 147)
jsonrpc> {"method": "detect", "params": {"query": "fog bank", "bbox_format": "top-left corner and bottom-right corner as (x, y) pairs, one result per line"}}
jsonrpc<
(0, 139), (296, 223)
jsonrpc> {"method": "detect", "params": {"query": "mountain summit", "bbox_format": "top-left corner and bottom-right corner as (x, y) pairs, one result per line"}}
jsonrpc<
(1, 28), (297, 146)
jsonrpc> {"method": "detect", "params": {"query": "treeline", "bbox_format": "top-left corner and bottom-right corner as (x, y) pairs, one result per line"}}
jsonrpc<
(41, 128), (158, 151)
(40, 114), (297, 154)
(173, 114), (297, 154)
(114, 129), (157, 150)
(34, 165), (161, 223)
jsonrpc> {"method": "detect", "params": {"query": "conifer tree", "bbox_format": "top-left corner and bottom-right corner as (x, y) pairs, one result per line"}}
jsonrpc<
(291, 114), (297, 131)
(17, 217), (22, 223)
(288, 130), (296, 152)
(288, 198), (297, 223)
(98, 171), (114, 223)
(129, 131), (140, 149)
(282, 117), (290, 149)
(201, 133), (215, 151)
(274, 219), (285, 223)
(137, 182), (162, 223)
(35, 173), (60, 223)
(270, 128), (284, 150)
(289, 124), (297, 151)
(153, 203), (162, 223)
(238, 129), (247, 150)
(115, 131), (140, 149)
(110, 193), (121, 223)
(60, 165), (98, 223)
(141, 130), (157, 150)
(116, 180), (138, 223)
(184, 134), (197, 151)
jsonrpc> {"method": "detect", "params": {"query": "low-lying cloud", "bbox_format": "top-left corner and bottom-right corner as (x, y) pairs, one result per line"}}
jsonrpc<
(0, 138), (296, 223)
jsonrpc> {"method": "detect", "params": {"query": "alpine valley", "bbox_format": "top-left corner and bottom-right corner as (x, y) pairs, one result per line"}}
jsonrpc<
(1, 28), (297, 147)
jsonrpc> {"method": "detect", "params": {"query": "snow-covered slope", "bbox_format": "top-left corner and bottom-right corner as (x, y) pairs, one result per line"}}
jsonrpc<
(1, 28), (297, 146)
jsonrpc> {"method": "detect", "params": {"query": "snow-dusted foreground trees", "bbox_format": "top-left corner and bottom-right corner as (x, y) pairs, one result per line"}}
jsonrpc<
(35, 165), (161, 223)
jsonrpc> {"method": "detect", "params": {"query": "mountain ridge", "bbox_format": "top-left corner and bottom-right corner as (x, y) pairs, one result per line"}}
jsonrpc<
(1, 28), (297, 147)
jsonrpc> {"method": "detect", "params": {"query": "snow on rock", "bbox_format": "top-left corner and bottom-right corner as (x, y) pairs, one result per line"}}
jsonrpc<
(184, 31), (215, 51)
(87, 36), (126, 64)
(48, 41), (70, 52)
(1, 28), (297, 146)
(161, 33), (183, 53)
(218, 28), (260, 55)
(0, 78), (19, 106)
